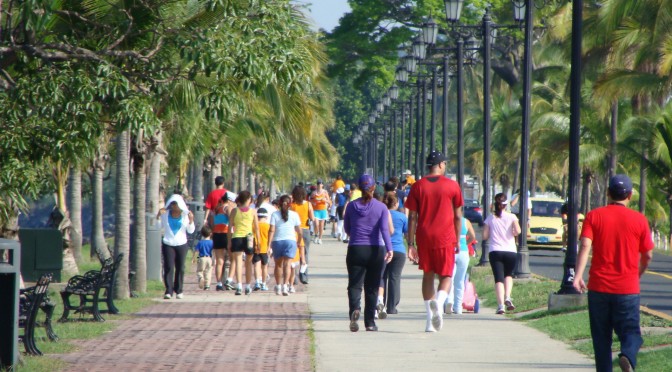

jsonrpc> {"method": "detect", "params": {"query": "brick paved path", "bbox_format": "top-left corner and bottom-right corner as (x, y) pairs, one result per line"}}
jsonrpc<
(55, 261), (312, 372)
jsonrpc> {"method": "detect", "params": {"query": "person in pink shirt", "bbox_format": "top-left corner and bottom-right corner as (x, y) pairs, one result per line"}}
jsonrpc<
(482, 193), (521, 314)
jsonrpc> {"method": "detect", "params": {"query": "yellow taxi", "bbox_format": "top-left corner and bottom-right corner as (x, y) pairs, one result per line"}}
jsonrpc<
(527, 196), (564, 248)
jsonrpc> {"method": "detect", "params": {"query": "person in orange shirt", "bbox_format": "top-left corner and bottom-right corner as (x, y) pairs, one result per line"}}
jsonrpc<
(310, 180), (331, 245)
(331, 174), (346, 193)
(290, 185), (314, 284)
(254, 208), (271, 291)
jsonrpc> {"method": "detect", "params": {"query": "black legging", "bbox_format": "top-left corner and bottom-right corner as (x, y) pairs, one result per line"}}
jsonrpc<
(488, 251), (517, 283)
(346, 245), (385, 328)
(382, 251), (406, 312)
(162, 243), (189, 295)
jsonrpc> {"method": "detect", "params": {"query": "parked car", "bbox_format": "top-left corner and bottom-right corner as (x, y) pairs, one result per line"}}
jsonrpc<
(527, 196), (564, 248)
(463, 199), (484, 226)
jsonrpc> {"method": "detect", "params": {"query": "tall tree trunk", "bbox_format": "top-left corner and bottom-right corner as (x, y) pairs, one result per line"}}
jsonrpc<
(67, 166), (83, 264)
(192, 156), (204, 202)
(146, 132), (165, 218)
(499, 174), (510, 198)
(91, 150), (110, 260)
(131, 135), (147, 294)
(609, 102), (618, 178)
(239, 160), (246, 192)
(529, 159), (537, 197)
(581, 168), (593, 214)
(639, 147), (647, 213)
(114, 130), (131, 300)
(512, 156), (521, 195)
(270, 178), (277, 200)
(53, 162), (79, 275)
(561, 174), (567, 199)
(249, 172), (256, 196)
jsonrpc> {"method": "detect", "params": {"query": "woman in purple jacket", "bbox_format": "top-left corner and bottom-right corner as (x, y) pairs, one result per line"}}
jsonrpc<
(343, 174), (394, 332)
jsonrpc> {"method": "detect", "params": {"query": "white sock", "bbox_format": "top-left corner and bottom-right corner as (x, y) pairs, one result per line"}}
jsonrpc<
(226, 277), (232, 282)
(436, 290), (448, 309)
(217, 281), (222, 286)
(377, 296), (384, 304)
(237, 283), (242, 290)
(425, 300), (433, 322)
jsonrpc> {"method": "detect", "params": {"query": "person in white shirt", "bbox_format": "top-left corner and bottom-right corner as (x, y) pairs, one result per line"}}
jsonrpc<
(268, 195), (303, 296)
(482, 193), (521, 314)
(157, 194), (195, 299)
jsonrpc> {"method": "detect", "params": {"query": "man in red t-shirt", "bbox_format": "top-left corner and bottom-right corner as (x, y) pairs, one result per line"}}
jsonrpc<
(405, 150), (463, 333)
(574, 174), (653, 372)
(204, 176), (228, 222)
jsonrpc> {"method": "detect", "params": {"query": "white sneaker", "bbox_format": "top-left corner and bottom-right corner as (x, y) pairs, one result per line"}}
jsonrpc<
(318, 238), (322, 244)
(289, 286), (296, 293)
(376, 302), (387, 319)
(444, 302), (453, 315)
(425, 319), (436, 333)
(176, 293), (183, 299)
(275, 285), (282, 295)
(164, 294), (171, 300)
(429, 300), (443, 331)
(282, 285), (289, 296)
(314, 237), (319, 243)
(505, 298), (516, 311)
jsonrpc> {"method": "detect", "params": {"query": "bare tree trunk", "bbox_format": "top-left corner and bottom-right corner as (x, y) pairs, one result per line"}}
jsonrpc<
(91, 151), (110, 260)
(146, 132), (164, 218)
(0, 201), (20, 240)
(249, 172), (256, 196)
(639, 147), (647, 213)
(529, 159), (537, 197)
(53, 162), (79, 275)
(231, 156), (239, 192)
(270, 178), (277, 200)
(67, 166), (83, 264)
(239, 160), (247, 192)
(581, 168), (593, 214)
(512, 156), (521, 195)
(114, 130), (131, 300)
(131, 133), (147, 294)
(192, 156), (204, 202)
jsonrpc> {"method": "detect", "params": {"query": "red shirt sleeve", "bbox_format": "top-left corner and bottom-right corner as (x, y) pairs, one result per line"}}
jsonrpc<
(451, 181), (464, 209)
(580, 212), (593, 240)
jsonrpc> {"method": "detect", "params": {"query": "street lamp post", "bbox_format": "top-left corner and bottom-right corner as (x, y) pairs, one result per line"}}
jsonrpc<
(415, 79), (423, 179)
(479, 10), (493, 266)
(456, 38), (465, 191)
(401, 104), (406, 176)
(421, 80), (428, 167)
(430, 66), (438, 152)
(408, 96), (414, 172)
(442, 55), (450, 158)
(558, 0), (583, 294)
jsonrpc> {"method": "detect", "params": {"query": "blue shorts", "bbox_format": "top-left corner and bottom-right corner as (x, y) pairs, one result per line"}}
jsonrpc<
(272, 240), (297, 260)
(314, 209), (328, 221)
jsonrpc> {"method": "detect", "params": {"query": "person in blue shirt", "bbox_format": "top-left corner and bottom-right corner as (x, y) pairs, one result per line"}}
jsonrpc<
(192, 226), (214, 290)
(335, 186), (349, 241)
(377, 191), (408, 317)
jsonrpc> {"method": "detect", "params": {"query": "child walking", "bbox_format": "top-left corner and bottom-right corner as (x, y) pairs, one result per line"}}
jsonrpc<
(193, 226), (214, 290)
(254, 208), (271, 291)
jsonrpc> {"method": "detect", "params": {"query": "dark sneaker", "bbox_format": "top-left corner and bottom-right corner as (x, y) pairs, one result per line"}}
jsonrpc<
(365, 325), (378, 332)
(349, 310), (360, 332)
(224, 280), (235, 290)
(215, 284), (224, 291)
(496, 305), (505, 314)
(299, 273), (309, 284)
(376, 303), (387, 319)
(204, 286), (210, 291)
(253, 283), (261, 291)
(235, 287), (242, 296)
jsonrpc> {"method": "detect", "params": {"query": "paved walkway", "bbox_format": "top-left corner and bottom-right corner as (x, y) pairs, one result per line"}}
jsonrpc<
(54, 235), (595, 371)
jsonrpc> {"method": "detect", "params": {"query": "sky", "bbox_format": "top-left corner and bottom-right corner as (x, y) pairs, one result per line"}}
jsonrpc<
(295, 0), (352, 32)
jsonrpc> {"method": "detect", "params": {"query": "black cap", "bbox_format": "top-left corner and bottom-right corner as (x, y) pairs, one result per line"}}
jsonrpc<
(608, 174), (632, 198)
(426, 150), (447, 166)
(317, 179), (324, 185)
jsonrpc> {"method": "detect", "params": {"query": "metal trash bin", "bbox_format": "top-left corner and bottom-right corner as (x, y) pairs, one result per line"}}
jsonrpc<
(18, 228), (63, 282)
(0, 239), (21, 369)
(145, 215), (162, 281)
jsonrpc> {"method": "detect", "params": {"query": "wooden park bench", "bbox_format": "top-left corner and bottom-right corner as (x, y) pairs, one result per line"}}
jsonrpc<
(59, 253), (123, 322)
(19, 273), (53, 356)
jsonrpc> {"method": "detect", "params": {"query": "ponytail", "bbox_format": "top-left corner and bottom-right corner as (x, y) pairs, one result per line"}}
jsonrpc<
(361, 186), (374, 203)
(494, 192), (507, 218)
(279, 195), (291, 222)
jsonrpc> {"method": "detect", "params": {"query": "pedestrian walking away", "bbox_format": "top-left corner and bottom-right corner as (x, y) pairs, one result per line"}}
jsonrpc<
(268, 195), (303, 296)
(343, 174), (394, 332)
(574, 174), (654, 372)
(227, 191), (261, 295)
(290, 185), (314, 284)
(209, 191), (236, 291)
(192, 226), (214, 290)
(157, 194), (195, 300)
(379, 191), (408, 316)
(445, 217), (476, 315)
(310, 179), (331, 244)
(405, 150), (463, 333)
(482, 193), (521, 315)
(254, 208), (271, 291)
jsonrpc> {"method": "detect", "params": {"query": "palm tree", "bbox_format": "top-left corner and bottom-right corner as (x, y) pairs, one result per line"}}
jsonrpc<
(114, 130), (131, 300)
(67, 166), (83, 264)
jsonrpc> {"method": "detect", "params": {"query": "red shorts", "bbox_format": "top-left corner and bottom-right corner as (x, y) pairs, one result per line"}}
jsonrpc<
(417, 236), (456, 277)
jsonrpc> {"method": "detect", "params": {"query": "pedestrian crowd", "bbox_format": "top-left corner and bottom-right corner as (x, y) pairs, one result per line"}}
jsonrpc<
(156, 154), (653, 372)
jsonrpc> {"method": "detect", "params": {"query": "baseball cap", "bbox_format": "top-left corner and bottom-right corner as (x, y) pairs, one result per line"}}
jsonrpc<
(403, 169), (412, 175)
(358, 174), (375, 190)
(226, 191), (237, 202)
(426, 150), (447, 166)
(316, 179), (324, 185)
(345, 184), (351, 191)
(257, 208), (268, 218)
(609, 174), (633, 198)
